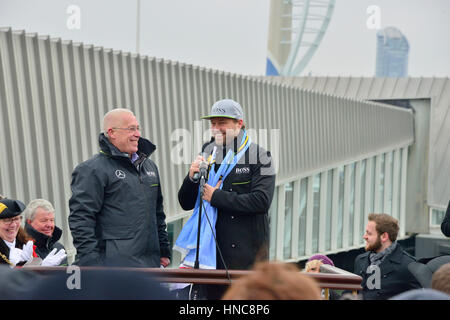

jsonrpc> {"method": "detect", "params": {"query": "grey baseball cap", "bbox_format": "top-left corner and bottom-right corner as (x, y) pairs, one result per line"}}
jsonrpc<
(201, 99), (244, 120)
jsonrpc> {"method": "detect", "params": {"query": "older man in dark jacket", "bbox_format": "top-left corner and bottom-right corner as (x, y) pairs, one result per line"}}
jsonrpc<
(354, 213), (421, 300)
(24, 199), (67, 265)
(69, 108), (170, 267)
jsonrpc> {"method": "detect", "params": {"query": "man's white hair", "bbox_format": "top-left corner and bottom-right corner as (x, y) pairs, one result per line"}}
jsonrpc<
(24, 199), (55, 222)
(103, 108), (135, 137)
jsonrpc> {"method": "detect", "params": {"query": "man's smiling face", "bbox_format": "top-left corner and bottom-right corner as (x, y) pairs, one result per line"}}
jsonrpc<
(108, 112), (141, 156)
(210, 117), (242, 146)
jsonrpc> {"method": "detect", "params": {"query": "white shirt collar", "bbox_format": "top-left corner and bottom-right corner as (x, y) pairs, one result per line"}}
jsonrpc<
(3, 239), (16, 250)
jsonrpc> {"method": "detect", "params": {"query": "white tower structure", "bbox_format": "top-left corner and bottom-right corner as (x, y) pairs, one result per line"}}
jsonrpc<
(266, 0), (335, 76)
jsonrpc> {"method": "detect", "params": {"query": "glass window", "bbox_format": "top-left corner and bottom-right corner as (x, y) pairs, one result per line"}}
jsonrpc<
(385, 151), (393, 214)
(284, 182), (294, 260)
(348, 163), (355, 246)
(394, 149), (402, 218)
(167, 219), (183, 268)
(370, 157), (376, 212)
(378, 153), (385, 212)
(298, 178), (307, 257)
(326, 170), (333, 251)
(312, 174), (321, 253)
(167, 222), (175, 267)
(431, 209), (445, 226)
(338, 166), (344, 249)
(359, 160), (367, 243)
(269, 186), (278, 260)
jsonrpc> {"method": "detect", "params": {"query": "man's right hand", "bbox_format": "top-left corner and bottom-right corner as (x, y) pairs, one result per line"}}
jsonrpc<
(189, 155), (205, 180)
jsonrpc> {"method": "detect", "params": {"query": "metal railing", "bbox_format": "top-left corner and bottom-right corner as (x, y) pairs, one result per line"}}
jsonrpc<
(24, 265), (362, 291)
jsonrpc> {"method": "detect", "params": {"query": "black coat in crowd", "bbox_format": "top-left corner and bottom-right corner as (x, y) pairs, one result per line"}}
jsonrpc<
(354, 244), (422, 300)
(25, 222), (67, 265)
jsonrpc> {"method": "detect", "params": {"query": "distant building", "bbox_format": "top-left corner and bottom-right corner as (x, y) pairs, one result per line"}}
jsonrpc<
(375, 27), (409, 77)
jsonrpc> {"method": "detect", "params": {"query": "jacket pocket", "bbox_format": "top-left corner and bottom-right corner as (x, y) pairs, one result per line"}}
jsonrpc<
(231, 180), (251, 186)
(102, 225), (134, 240)
(229, 179), (251, 194)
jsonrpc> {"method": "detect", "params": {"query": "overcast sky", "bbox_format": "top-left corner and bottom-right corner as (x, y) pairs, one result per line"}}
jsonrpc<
(0, 0), (449, 77)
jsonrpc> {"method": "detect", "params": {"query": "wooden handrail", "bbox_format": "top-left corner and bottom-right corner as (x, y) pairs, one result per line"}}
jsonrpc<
(317, 264), (363, 292)
(319, 264), (357, 276)
(23, 266), (362, 291)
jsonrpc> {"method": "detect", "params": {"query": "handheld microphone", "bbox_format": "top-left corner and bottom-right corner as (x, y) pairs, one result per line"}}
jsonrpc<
(198, 161), (208, 179)
(198, 161), (208, 195)
(193, 160), (208, 182)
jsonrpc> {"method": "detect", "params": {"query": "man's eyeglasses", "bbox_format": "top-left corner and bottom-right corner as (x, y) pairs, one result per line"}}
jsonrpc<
(112, 126), (141, 133)
(1, 216), (22, 225)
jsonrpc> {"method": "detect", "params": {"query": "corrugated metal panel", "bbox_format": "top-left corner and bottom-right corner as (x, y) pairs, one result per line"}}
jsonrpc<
(264, 75), (450, 210)
(0, 28), (414, 253)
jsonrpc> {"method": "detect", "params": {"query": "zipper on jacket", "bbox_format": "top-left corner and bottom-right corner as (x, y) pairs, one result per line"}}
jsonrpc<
(137, 158), (147, 184)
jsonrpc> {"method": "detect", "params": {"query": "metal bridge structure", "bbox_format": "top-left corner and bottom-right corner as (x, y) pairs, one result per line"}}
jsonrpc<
(3, 28), (446, 267)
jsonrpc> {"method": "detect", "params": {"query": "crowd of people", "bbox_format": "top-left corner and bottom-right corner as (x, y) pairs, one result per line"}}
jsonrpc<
(1, 100), (450, 300)
(0, 197), (67, 267)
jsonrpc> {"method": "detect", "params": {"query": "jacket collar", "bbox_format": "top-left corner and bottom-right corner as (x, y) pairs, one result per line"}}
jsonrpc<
(98, 133), (156, 160)
(0, 238), (10, 258)
(378, 243), (404, 275)
(24, 222), (62, 248)
(361, 244), (404, 276)
(0, 234), (28, 261)
(358, 251), (371, 273)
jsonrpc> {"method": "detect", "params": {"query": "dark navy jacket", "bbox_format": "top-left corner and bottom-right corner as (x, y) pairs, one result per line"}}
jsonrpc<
(69, 134), (170, 267)
(354, 244), (421, 300)
(25, 222), (67, 265)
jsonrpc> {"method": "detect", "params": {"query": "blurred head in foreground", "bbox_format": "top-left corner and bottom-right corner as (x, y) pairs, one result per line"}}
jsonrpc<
(222, 262), (322, 300)
(432, 263), (450, 295)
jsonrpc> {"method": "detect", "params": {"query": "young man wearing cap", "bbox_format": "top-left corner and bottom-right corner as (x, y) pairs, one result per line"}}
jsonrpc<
(177, 99), (275, 280)
(69, 108), (170, 267)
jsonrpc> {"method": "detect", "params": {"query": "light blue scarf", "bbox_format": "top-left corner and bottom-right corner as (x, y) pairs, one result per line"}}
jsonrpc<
(174, 131), (251, 269)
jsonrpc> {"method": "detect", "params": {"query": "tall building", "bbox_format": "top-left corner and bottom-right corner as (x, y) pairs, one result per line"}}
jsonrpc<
(375, 26), (409, 77)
